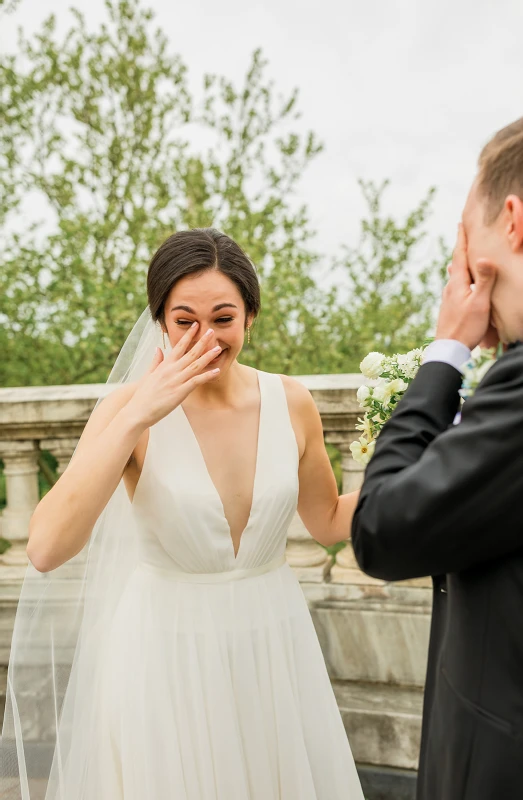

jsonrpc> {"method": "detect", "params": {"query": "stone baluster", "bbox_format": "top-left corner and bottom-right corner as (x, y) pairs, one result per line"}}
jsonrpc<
(38, 437), (90, 576)
(39, 437), (79, 476)
(285, 511), (332, 582)
(326, 427), (384, 585)
(0, 441), (40, 565)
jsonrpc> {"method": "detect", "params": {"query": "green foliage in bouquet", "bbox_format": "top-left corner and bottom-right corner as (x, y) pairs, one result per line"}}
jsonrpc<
(350, 349), (424, 464)
(351, 345), (499, 465)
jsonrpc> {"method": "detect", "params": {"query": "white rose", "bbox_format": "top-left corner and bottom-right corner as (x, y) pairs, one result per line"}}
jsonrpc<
(371, 377), (408, 409)
(350, 437), (376, 465)
(356, 385), (371, 405)
(388, 378), (408, 396)
(371, 381), (392, 405)
(355, 415), (374, 440)
(396, 353), (420, 380)
(360, 352), (385, 379)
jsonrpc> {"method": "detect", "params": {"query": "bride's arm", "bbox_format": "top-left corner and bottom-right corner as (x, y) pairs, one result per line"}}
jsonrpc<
(282, 376), (359, 548)
(27, 382), (146, 573)
(28, 323), (220, 573)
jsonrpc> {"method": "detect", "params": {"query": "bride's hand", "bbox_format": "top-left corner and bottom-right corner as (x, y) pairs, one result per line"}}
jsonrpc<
(126, 323), (221, 429)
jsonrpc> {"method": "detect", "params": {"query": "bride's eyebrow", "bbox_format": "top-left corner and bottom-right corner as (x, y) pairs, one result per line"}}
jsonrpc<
(171, 303), (238, 313)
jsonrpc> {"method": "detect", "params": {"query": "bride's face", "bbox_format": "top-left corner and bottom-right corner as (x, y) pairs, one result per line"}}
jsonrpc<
(162, 270), (253, 375)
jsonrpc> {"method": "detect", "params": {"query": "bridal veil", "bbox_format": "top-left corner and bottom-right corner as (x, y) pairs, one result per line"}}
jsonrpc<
(0, 307), (163, 799)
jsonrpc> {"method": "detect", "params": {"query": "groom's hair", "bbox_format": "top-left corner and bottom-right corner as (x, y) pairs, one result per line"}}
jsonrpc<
(478, 117), (523, 224)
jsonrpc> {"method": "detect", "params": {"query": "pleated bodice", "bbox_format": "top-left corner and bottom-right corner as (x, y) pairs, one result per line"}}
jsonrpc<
(131, 369), (300, 574)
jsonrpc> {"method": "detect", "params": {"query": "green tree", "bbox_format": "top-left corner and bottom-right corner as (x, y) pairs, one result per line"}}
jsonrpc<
(0, 0), (323, 386)
(326, 180), (448, 373)
(0, 0), (448, 389)
(0, 0), (21, 13)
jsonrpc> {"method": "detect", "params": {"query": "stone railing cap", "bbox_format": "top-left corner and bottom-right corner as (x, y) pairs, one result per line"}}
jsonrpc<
(0, 373), (368, 404)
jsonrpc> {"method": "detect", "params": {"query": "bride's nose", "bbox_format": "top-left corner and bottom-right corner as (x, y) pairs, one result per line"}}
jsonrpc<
(199, 327), (217, 348)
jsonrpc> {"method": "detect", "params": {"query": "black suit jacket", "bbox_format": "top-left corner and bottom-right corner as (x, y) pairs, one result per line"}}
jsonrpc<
(351, 343), (523, 800)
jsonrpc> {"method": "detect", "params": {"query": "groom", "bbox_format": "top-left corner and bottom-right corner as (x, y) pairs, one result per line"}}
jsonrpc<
(351, 117), (523, 800)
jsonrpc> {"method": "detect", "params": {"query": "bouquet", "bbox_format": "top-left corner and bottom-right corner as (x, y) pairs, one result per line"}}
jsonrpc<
(460, 346), (498, 400)
(350, 348), (424, 465)
(350, 345), (498, 465)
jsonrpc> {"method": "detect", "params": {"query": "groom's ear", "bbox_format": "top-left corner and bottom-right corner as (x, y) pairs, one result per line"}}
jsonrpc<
(504, 194), (523, 252)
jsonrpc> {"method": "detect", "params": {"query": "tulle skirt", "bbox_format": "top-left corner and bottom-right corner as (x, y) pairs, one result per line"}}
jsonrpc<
(57, 562), (364, 800)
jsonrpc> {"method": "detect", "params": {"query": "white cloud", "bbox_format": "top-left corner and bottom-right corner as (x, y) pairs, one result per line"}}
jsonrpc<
(2, 0), (523, 271)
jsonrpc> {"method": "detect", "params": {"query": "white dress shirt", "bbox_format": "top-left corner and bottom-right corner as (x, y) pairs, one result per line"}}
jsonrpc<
(422, 339), (471, 424)
(422, 339), (471, 374)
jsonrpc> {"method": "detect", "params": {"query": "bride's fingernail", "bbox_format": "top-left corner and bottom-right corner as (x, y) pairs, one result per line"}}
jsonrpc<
(191, 321), (198, 328)
(205, 328), (214, 337)
(213, 345), (221, 352)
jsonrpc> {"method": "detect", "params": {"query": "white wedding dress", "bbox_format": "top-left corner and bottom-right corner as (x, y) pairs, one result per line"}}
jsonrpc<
(60, 369), (364, 799)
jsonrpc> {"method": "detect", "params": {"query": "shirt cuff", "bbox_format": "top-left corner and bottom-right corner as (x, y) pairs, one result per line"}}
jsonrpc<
(422, 339), (471, 374)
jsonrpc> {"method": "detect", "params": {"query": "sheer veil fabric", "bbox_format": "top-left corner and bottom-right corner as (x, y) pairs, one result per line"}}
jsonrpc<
(0, 307), (163, 798)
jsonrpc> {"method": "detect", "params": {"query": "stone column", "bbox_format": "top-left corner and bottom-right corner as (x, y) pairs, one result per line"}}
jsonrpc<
(338, 435), (365, 496)
(39, 437), (79, 476)
(286, 512), (332, 583)
(327, 429), (384, 585)
(0, 440), (40, 566)
(39, 437), (89, 576)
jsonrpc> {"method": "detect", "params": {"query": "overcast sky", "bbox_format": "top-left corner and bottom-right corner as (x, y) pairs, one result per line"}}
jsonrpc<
(2, 0), (523, 271)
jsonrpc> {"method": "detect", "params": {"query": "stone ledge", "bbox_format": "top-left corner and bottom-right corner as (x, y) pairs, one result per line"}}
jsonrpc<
(300, 578), (433, 608)
(311, 602), (430, 687)
(334, 681), (423, 771)
(356, 764), (417, 800)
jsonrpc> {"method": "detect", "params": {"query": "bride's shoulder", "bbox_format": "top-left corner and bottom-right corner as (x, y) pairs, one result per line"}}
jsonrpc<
(275, 375), (320, 458)
(278, 374), (318, 420)
(278, 373), (312, 400)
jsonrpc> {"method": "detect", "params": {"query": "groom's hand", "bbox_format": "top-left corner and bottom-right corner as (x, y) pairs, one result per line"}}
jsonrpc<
(479, 322), (500, 350)
(435, 223), (497, 350)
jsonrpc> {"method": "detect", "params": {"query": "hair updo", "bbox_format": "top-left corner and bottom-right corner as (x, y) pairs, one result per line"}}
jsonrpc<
(147, 228), (261, 328)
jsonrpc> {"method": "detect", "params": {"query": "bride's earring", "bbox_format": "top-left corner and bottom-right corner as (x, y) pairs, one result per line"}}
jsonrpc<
(247, 326), (251, 345)
(162, 329), (166, 349)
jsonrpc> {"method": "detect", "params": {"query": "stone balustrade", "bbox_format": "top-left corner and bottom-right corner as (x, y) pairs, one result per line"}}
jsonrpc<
(0, 376), (369, 578)
(0, 377), (432, 798)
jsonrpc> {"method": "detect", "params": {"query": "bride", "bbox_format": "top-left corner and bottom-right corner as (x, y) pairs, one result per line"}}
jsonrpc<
(2, 228), (365, 799)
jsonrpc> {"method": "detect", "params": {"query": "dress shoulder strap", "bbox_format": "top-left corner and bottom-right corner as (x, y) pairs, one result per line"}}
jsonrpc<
(256, 370), (297, 454)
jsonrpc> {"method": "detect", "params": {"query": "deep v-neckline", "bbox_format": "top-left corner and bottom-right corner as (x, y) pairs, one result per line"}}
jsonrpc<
(179, 370), (263, 561)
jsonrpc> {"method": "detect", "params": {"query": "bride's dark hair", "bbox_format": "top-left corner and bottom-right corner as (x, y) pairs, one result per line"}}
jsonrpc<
(147, 228), (261, 328)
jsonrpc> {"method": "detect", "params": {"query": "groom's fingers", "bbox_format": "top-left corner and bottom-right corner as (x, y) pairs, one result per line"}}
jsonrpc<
(435, 233), (495, 348)
(449, 223), (471, 287)
(479, 321), (500, 350)
(473, 259), (497, 309)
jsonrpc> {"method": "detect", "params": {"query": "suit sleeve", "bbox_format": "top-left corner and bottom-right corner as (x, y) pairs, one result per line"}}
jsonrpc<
(351, 348), (523, 581)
